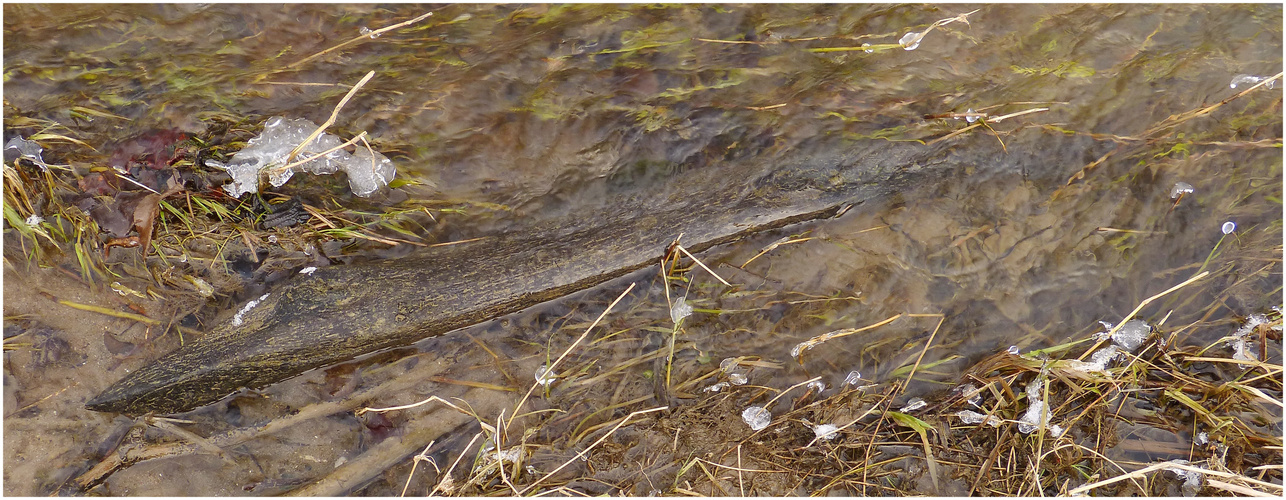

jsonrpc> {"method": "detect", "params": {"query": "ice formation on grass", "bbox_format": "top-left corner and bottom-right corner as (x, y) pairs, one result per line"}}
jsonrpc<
(813, 423), (840, 440)
(1230, 74), (1274, 89)
(899, 32), (921, 50)
(5, 136), (50, 171)
(1094, 319), (1149, 352)
(742, 406), (771, 431)
(900, 398), (927, 412)
(1170, 181), (1194, 199)
(844, 370), (862, 386)
(1017, 379), (1062, 436)
(209, 117), (395, 198)
(534, 364), (556, 386)
(1228, 314), (1267, 367)
(670, 297), (693, 324)
(955, 410), (1003, 427)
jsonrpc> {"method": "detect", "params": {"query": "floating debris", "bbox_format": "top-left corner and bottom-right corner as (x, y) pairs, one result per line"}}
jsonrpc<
(844, 370), (862, 386)
(670, 297), (693, 324)
(211, 116), (396, 198)
(900, 398), (927, 412)
(1170, 181), (1194, 199)
(813, 423), (840, 441)
(4, 135), (50, 171)
(741, 406), (771, 431)
(899, 31), (922, 51)
(1222, 221), (1236, 234)
(955, 410), (1004, 427)
(186, 276), (215, 298)
(1230, 74), (1274, 89)
(231, 293), (271, 327)
(534, 364), (557, 386)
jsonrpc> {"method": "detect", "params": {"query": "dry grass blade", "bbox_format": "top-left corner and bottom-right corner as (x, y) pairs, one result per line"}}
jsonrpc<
(1079, 271), (1208, 361)
(507, 282), (637, 428)
(401, 440), (437, 497)
(518, 406), (668, 495)
(676, 243), (732, 286)
(283, 12), (434, 72)
(285, 70), (375, 164)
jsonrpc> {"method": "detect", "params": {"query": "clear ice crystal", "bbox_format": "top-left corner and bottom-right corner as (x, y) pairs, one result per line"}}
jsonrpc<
(900, 398), (927, 412)
(5, 136), (50, 171)
(806, 380), (826, 394)
(703, 382), (730, 393)
(219, 116), (396, 198)
(813, 423), (840, 440)
(955, 410), (1003, 427)
(1113, 320), (1149, 352)
(742, 406), (771, 431)
(1222, 221), (1236, 234)
(844, 370), (862, 386)
(670, 297), (693, 324)
(535, 364), (557, 386)
(1230, 74), (1273, 89)
(1170, 181), (1194, 199)
(899, 32), (921, 51)
(728, 372), (748, 385)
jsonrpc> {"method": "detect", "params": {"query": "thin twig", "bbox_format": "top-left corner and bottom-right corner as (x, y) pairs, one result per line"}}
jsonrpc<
(285, 70), (376, 164)
(284, 12), (434, 71)
(519, 406), (668, 494)
(506, 282), (637, 428)
(676, 243), (732, 286)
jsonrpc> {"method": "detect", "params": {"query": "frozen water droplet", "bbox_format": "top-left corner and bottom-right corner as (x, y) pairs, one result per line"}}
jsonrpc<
(965, 108), (978, 123)
(719, 357), (738, 373)
(813, 423), (840, 440)
(703, 381), (730, 393)
(1007, 345), (1020, 355)
(861, 43), (873, 53)
(1113, 320), (1150, 352)
(1230, 74), (1264, 89)
(268, 234), (279, 244)
(844, 370), (862, 386)
(806, 380), (826, 394)
(954, 410), (1001, 427)
(1049, 424), (1064, 438)
(535, 364), (556, 386)
(1170, 181), (1194, 199)
(670, 298), (693, 324)
(728, 372), (748, 385)
(5, 136), (50, 171)
(1018, 399), (1044, 434)
(742, 406), (771, 431)
(360, 26), (381, 39)
(900, 398), (927, 412)
(1222, 221), (1236, 234)
(899, 32), (921, 51)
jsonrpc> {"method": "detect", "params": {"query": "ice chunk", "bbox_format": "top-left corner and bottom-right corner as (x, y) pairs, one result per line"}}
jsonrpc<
(1230, 74), (1273, 90)
(1113, 320), (1150, 352)
(861, 43), (872, 53)
(24, 214), (44, 226)
(719, 357), (738, 372)
(844, 370), (862, 386)
(1018, 379), (1046, 434)
(965, 108), (979, 123)
(813, 423), (840, 440)
(899, 32), (921, 51)
(1170, 181), (1194, 199)
(1163, 460), (1203, 497)
(670, 297), (693, 324)
(900, 398), (927, 412)
(5, 136), (50, 171)
(299, 266), (317, 275)
(534, 364), (556, 386)
(360, 26), (381, 39)
(728, 372), (748, 386)
(1007, 345), (1020, 355)
(1221, 221), (1235, 234)
(232, 293), (271, 327)
(806, 380), (826, 394)
(955, 410), (1003, 427)
(219, 116), (396, 198)
(703, 381), (730, 393)
(1228, 314), (1266, 367)
(742, 406), (771, 431)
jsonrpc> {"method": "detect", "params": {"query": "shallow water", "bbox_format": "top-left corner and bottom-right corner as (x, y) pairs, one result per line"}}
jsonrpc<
(3, 4), (1281, 495)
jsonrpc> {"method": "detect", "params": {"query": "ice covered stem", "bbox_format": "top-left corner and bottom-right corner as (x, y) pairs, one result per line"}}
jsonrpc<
(739, 376), (822, 431)
(212, 117), (396, 198)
